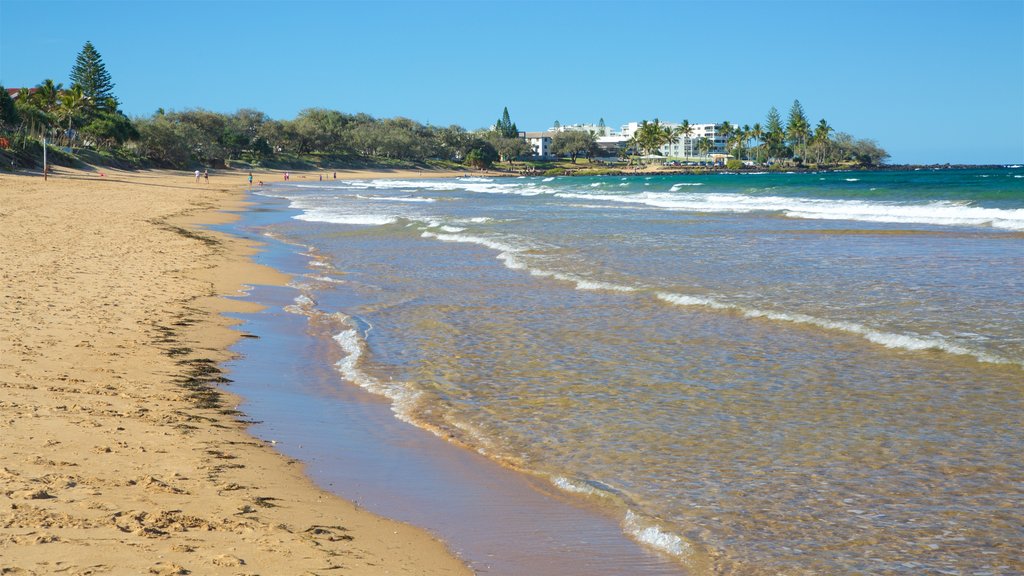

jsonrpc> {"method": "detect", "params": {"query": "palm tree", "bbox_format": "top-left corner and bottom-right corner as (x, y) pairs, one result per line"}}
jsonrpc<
(696, 137), (712, 160)
(679, 119), (692, 159)
(728, 131), (747, 161)
(661, 124), (677, 157)
(57, 85), (89, 146)
(749, 123), (764, 164)
(32, 79), (62, 112)
(718, 120), (731, 147)
(813, 119), (832, 165)
(14, 92), (51, 138)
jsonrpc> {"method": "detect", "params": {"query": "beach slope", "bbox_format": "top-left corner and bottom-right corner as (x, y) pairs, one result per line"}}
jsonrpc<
(0, 168), (470, 575)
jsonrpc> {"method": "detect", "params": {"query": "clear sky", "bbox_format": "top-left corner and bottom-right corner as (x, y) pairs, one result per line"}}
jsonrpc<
(1, 0), (1021, 164)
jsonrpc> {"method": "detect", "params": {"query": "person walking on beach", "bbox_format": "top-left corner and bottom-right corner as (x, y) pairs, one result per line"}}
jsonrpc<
(248, 172), (253, 186)
(203, 169), (209, 183)
(195, 169), (200, 182)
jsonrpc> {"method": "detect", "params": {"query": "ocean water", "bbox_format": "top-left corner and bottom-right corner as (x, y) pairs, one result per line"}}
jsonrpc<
(252, 168), (1023, 575)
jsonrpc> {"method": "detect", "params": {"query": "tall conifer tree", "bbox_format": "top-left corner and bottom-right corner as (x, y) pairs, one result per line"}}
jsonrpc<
(495, 107), (518, 138)
(69, 41), (116, 109)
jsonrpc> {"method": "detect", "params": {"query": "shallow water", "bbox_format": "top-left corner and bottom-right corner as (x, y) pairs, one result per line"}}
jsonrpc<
(245, 168), (1023, 574)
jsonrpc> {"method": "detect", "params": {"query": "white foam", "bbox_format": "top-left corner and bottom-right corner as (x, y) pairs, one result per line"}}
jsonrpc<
(655, 292), (1016, 366)
(332, 326), (422, 415)
(294, 210), (399, 226)
(623, 510), (691, 558)
(552, 476), (604, 497)
(356, 194), (436, 203)
(556, 191), (1024, 230)
(420, 231), (637, 293)
(845, 178), (860, 182)
(307, 275), (345, 284)
(669, 182), (704, 191)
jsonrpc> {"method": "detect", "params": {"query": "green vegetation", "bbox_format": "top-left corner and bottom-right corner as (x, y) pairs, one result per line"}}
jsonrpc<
(550, 130), (597, 163)
(623, 101), (889, 169)
(0, 43), (889, 173)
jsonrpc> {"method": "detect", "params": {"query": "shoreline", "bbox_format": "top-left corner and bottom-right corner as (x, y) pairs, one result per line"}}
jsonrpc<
(0, 166), (471, 574)
(220, 189), (691, 575)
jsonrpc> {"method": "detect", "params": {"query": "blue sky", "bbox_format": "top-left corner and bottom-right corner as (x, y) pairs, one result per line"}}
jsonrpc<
(1, 0), (1021, 164)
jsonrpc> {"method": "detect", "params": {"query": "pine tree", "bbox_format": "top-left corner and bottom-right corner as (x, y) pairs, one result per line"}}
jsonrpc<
(786, 99), (810, 160)
(69, 41), (116, 109)
(765, 106), (785, 161)
(494, 106), (518, 138)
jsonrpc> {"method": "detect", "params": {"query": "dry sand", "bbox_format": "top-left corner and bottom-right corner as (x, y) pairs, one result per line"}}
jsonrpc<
(0, 166), (472, 575)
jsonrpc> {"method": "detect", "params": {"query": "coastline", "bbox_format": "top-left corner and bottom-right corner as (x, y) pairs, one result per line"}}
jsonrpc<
(0, 167), (471, 574)
(219, 189), (691, 575)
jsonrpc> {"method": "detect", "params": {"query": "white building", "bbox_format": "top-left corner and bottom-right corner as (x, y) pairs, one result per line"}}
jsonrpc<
(525, 131), (556, 159)
(551, 123), (613, 137)
(619, 121), (731, 158)
(663, 123), (730, 158)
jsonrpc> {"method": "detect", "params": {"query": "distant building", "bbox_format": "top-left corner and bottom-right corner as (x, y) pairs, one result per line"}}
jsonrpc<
(7, 87), (37, 100)
(663, 123), (730, 158)
(524, 131), (556, 159)
(619, 121), (731, 158)
(550, 123), (612, 137)
(524, 119), (733, 160)
(596, 135), (631, 158)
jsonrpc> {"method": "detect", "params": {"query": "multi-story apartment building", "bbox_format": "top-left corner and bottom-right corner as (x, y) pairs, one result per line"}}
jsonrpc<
(619, 121), (730, 158)
(524, 121), (732, 160)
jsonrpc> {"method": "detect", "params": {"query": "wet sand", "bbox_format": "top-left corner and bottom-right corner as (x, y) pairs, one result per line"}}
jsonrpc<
(0, 167), (471, 574)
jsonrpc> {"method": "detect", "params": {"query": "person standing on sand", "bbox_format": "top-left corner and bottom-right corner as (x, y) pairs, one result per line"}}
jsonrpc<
(248, 172), (253, 186)
(195, 169), (200, 182)
(203, 169), (209, 183)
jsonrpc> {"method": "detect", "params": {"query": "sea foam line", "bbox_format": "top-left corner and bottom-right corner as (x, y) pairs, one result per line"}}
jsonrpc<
(556, 191), (1024, 231)
(420, 230), (636, 292)
(655, 292), (1017, 366)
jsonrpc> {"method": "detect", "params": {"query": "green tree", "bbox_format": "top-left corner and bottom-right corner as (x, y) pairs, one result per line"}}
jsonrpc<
(0, 85), (19, 132)
(81, 110), (138, 148)
(550, 130), (597, 163)
(786, 99), (810, 162)
(748, 122), (764, 163)
(764, 106), (786, 162)
(69, 41), (117, 111)
(57, 85), (90, 145)
(718, 121), (732, 157)
(436, 124), (472, 161)
(633, 119), (669, 159)
(465, 141), (498, 168)
(811, 118), (832, 164)
(696, 137), (712, 158)
(495, 106), (518, 138)
(678, 119), (692, 158)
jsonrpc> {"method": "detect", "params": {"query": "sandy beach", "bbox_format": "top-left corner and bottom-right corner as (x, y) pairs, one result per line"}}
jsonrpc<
(0, 166), (471, 575)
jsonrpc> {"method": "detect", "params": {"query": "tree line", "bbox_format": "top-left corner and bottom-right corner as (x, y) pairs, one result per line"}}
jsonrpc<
(1, 43), (887, 171)
(626, 100), (888, 167)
